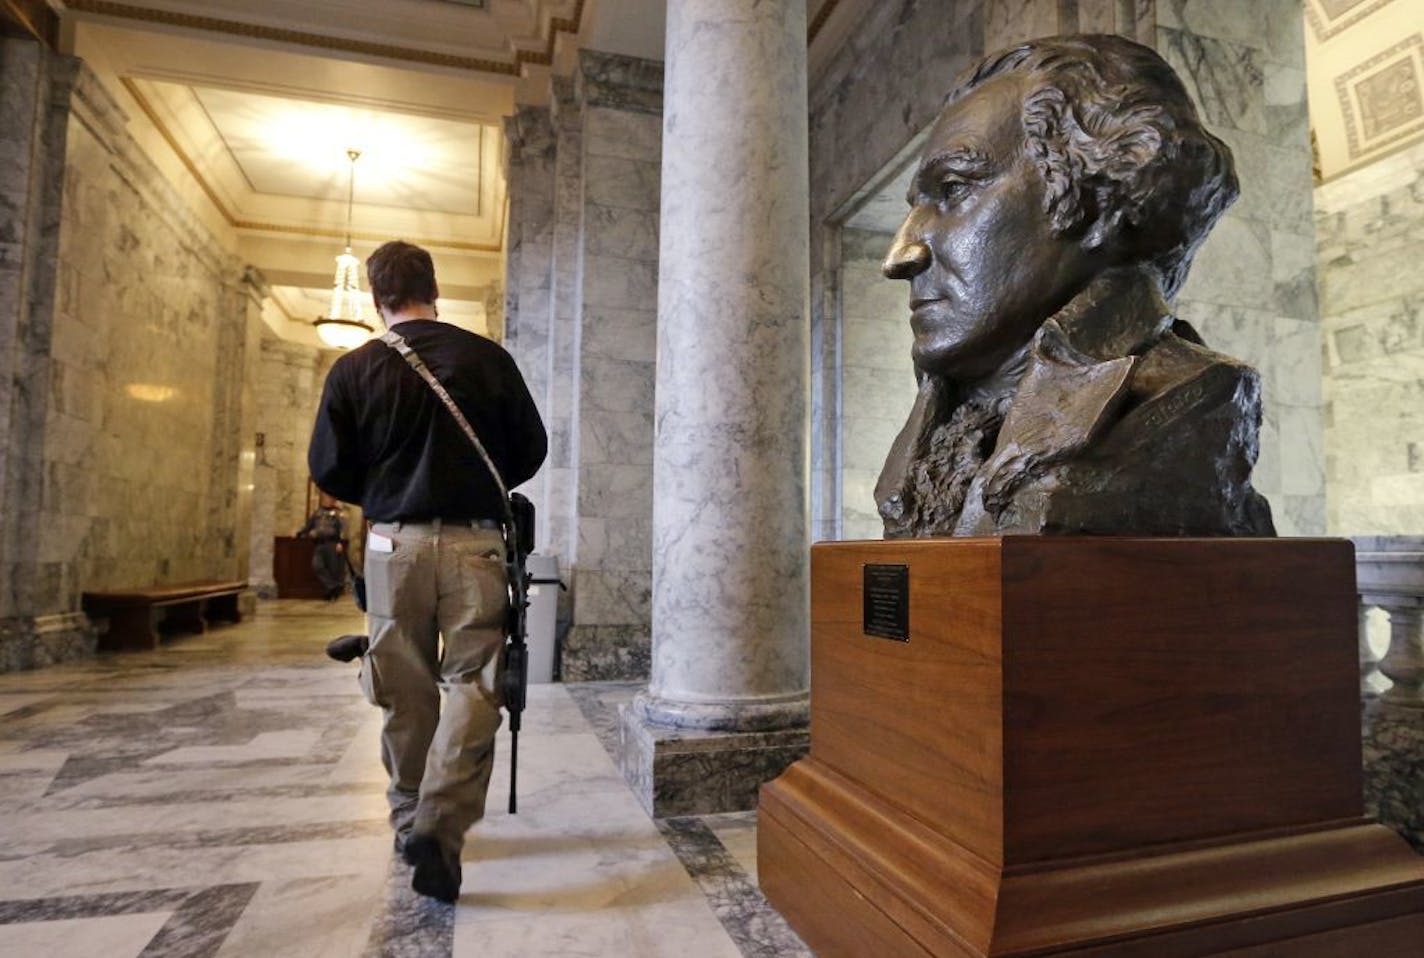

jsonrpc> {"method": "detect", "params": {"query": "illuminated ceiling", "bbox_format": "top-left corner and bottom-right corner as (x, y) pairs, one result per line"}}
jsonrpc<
(190, 87), (489, 215)
(123, 74), (503, 243)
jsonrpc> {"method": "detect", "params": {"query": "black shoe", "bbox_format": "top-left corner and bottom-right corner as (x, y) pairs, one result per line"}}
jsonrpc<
(403, 833), (461, 903)
(324, 634), (369, 663)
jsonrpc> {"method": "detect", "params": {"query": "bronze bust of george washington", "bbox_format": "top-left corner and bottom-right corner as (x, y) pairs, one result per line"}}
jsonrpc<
(875, 34), (1274, 538)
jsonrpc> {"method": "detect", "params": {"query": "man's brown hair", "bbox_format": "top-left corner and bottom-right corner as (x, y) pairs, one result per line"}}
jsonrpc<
(367, 240), (439, 315)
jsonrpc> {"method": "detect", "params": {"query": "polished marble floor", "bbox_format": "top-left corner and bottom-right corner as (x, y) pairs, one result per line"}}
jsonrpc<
(0, 601), (809, 957)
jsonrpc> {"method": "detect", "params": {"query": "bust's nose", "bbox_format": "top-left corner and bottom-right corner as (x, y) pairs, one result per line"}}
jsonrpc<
(883, 218), (931, 280)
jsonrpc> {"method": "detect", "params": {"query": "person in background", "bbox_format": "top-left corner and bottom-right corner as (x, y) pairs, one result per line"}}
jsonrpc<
(296, 493), (347, 600)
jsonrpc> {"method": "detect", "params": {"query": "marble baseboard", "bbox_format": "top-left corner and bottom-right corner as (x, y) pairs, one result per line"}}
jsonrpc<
(618, 705), (809, 818)
(1363, 695), (1424, 853)
(561, 624), (649, 681)
(0, 612), (96, 673)
(237, 589), (259, 619)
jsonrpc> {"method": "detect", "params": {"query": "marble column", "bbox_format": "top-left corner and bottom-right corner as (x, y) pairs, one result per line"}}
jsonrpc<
(618, 0), (811, 816)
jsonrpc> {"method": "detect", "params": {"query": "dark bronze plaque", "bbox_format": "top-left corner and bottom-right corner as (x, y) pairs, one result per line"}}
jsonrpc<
(863, 563), (909, 641)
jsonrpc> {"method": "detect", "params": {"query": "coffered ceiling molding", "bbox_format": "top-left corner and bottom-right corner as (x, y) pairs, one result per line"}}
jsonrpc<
(1335, 33), (1424, 160)
(1306, 0), (1400, 42)
(61, 0), (585, 76)
(1307, 0), (1424, 180)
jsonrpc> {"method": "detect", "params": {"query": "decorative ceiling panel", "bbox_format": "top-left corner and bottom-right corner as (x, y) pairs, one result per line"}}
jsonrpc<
(1307, 0), (1398, 41)
(1306, 0), (1424, 180)
(1335, 34), (1424, 159)
(192, 86), (487, 215)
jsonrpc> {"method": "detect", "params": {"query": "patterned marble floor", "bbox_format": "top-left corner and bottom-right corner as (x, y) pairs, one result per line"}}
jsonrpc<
(0, 601), (808, 957)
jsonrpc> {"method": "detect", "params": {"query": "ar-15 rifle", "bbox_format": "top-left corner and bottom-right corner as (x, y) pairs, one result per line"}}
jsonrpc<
(499, 492), (535, 814)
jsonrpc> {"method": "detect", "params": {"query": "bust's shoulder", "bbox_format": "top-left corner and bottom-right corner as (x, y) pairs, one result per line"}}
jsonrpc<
(1129, 324), (1258, 408)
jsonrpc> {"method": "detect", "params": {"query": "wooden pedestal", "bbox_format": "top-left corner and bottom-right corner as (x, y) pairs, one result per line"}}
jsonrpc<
(273, 536), (327, 599)
(759, 538), (1424, 956)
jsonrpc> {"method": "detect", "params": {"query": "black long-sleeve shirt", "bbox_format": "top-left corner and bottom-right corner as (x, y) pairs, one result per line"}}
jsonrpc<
(308, 320), (547, 523)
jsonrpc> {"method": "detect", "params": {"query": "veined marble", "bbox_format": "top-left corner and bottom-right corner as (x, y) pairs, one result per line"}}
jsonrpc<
(648, 0), (810, 727)
(1317, 137), (1424, 535)
(0, 601), (809, 957)
(248, 337), (339, 597)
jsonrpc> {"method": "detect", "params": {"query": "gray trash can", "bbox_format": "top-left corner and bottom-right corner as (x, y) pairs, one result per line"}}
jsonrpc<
(524, 553), (562, 684)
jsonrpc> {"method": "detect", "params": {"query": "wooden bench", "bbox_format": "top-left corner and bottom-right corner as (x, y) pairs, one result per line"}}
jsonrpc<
(82, 580), (247, 652)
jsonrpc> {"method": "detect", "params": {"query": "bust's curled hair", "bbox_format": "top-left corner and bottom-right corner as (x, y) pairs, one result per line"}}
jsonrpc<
(949, 34), (1237, 298)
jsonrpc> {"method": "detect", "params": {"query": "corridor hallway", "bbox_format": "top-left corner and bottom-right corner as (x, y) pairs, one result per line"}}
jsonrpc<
(0, 602), (809, 957)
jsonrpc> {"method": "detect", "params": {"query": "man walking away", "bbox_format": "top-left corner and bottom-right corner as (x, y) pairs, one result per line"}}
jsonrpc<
(307, 240), (547, 902)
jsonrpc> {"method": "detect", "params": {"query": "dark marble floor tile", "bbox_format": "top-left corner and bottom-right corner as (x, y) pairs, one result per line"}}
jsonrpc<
(138, 883), (260, 957)
(565, 680), (641, 756)
(362, 855), (454, 958)
(657, 817), (810, 958)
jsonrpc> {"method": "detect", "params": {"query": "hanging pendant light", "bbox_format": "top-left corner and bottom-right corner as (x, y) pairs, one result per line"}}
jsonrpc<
(314, 149), (374, 349)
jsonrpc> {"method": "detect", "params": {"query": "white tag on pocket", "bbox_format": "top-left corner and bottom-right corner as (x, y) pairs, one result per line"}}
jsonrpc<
(368, 532), (395, 553)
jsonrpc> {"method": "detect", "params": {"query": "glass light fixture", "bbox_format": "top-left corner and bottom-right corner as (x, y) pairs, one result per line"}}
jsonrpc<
(314, 149), (374, 349)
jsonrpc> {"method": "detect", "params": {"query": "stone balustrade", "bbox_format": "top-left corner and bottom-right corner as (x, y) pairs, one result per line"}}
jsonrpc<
(1353, 536), (1424, 854)
(1356, 536), (1424, 706)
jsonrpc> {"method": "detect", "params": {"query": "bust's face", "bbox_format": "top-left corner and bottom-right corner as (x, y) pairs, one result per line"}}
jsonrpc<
(884, 73), (1103, 380)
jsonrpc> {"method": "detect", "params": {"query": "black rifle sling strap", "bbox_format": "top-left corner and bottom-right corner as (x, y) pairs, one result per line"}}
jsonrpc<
(378, 329), (530, 814)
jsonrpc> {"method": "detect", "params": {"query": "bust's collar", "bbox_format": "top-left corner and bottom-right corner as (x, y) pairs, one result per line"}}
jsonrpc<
(1046, 264), (1172, 362)
(969, 266), (1170, 517)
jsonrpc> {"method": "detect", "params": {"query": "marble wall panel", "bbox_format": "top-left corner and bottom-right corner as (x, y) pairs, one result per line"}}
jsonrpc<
(838, 230), (915, 541)
(583, 155), (662, 212)
(583, 107), (662, 163)
(579, 408), (656, 465)
(1317, 137), (1424, 535)
(1162, 8), (1324, 531)
(43, 70), (251, 608)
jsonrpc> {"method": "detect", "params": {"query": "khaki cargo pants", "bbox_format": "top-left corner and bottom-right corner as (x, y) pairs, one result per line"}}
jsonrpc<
(359, 520), (507, 855)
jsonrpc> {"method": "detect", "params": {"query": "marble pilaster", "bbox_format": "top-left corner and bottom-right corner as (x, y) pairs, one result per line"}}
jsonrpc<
(618, 0), (811, 815)
(247, 336), (333, 597)
(502, 105), (557, 549)
(562, 54), (663, 682)
(0, 38), (90, 668)
(502, 57), (664, 683)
